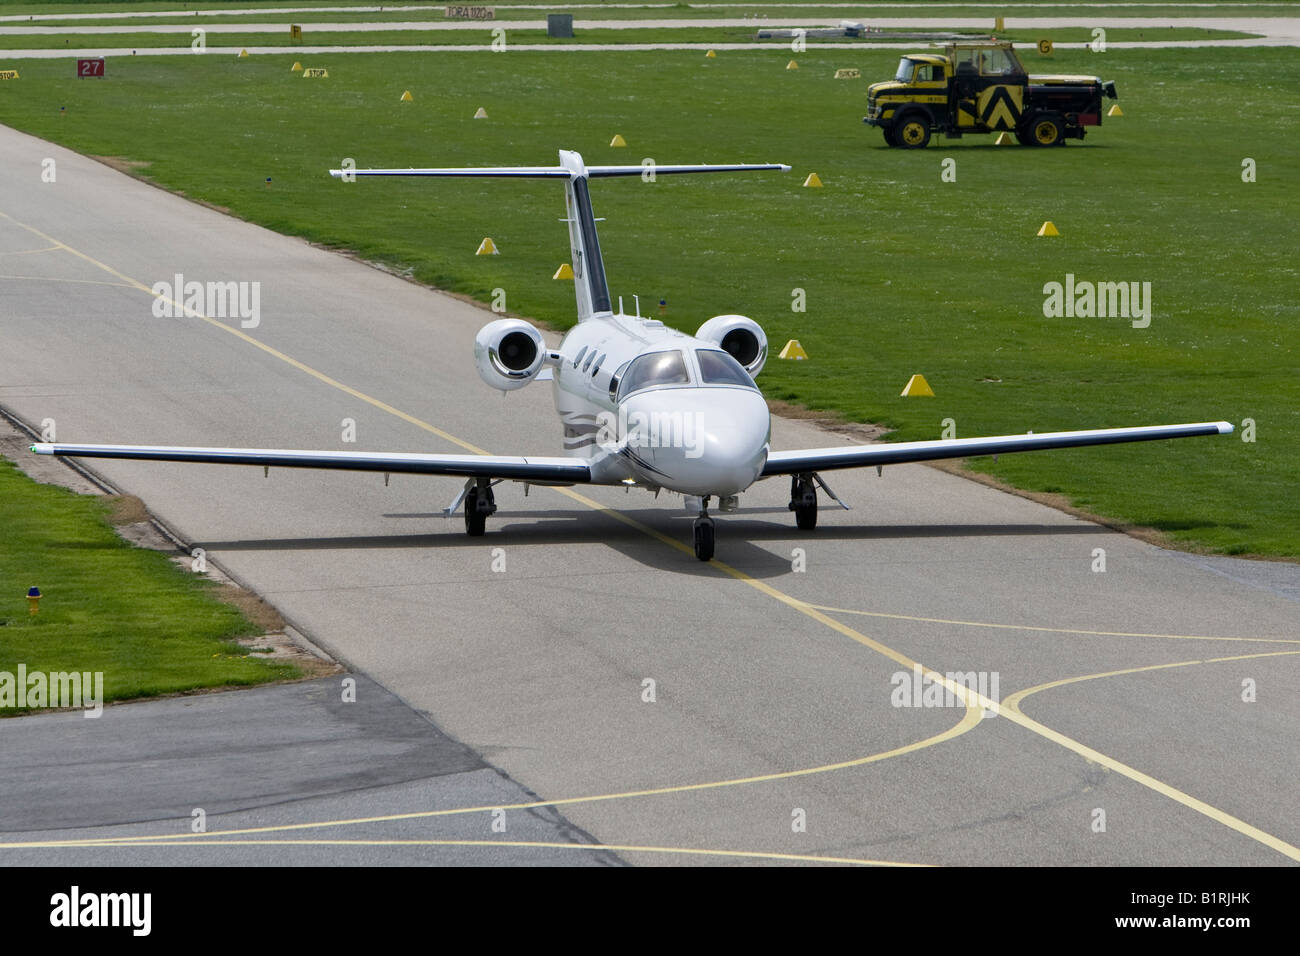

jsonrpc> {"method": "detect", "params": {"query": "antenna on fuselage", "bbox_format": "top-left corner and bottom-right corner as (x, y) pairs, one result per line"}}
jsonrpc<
(329, 152), (790, 323)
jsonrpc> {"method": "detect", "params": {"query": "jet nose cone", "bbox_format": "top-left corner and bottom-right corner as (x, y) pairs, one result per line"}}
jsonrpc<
(621, 388), (769, 496)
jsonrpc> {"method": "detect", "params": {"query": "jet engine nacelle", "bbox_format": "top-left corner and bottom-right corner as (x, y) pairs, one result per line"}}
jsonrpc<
(695, 314), (768, 378)
(473, 318), (546, 391)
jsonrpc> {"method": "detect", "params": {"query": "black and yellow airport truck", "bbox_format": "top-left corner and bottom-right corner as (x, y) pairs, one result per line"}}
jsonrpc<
(864, 41), (1118, 148)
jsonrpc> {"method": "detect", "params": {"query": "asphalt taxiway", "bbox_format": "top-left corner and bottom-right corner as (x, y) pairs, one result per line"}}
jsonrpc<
(0, 124), (1296, 865)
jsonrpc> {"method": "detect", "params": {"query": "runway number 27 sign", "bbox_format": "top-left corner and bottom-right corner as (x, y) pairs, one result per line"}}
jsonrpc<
(77, 59), (106, 78)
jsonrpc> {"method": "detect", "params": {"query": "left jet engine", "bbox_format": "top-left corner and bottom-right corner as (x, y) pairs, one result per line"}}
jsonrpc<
(473, 318), (547, 391)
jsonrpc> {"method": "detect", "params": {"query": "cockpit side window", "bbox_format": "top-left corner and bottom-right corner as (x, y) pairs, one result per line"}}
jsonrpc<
(617, 350), (690, 399)
(695, 349), (757, 389)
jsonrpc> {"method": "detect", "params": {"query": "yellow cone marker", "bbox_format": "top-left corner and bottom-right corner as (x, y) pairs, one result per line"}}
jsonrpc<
(1037, 220), (1060, 237)
(1108, 104), (1123, 117)
(802, 172), (823, 188)
(400, 90), (413, 102)
(291, 61), (303, 72)
(475, 238), (499, 256)
(610, 134), (627, 147)
(553, 263), (575, 280)
(474, 107), (488, 119)
(786, 60), (799, 70)
(995, 131), (1014, 145)
(900, 374), (935, 397)
(778, 340), (809, 360)
(706, 49), (717, 58)
(238, 49), (249, 58)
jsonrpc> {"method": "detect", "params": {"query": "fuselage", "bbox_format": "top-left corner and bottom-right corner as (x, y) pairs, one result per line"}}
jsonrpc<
(550, 310), (771, 497)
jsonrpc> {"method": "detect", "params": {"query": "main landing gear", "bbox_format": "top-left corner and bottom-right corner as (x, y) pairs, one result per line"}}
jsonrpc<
(463, 478), (497, 536)
(789, 475), (818, 530)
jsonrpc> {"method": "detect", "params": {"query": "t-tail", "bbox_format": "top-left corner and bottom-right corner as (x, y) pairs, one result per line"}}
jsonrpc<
(329, 150), (789, 322)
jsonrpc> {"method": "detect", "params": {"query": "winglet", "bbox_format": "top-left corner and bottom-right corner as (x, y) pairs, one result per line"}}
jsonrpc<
(1216, 421), (1234, 434)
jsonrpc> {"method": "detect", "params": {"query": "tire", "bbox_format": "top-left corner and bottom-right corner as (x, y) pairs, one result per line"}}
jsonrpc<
(795, 503), (817, 531)
(895, 114), (931, 149)
(464, 488), (487, 536)
(791, 476), (818, 530)
(883, 126), (899, 147)
(693, 520), (715, 561)
(1026, 113), (1064, 147)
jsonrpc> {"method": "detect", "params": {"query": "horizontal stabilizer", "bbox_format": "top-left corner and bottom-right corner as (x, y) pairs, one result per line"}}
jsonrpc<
(328, 163), (790, 180)
(330, 166), (571, 179)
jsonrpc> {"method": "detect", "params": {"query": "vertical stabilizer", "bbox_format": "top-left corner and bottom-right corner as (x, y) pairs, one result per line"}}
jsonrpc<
(558, 150), (612, 321)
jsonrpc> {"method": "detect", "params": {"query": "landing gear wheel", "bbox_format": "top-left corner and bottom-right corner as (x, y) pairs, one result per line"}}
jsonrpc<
(790, 476), (818, 530)
(693, 516), (715, 562)
(463, 483), (495, 537)
(896, 115), (931, 149)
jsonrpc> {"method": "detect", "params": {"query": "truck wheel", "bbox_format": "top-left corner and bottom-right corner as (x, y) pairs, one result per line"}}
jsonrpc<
(896, 115), (931, 149)
(883, 126), (899, 147)
(1028, 113), (1065, 147)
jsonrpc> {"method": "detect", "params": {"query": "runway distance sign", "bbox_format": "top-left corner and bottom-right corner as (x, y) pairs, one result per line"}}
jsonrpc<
(77, 59), (105, 77)
(445, 6), (495, 18)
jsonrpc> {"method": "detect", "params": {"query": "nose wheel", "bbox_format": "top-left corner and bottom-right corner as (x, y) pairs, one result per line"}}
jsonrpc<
(693, 514), (715, 561)
(790, 475), (818, 530)
(690, 497), (715, 561)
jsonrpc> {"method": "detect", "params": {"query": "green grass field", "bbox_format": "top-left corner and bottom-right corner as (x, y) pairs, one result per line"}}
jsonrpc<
(7, 1), (1298, 23)
(0, 457), (301, 716)
(1, 44), (1296, 558)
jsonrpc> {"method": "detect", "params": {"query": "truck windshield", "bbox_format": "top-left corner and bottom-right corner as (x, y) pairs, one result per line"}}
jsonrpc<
(894, 58), (915, 82)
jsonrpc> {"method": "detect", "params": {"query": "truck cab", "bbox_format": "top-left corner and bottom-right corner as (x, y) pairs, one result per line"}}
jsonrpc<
(865, 41), (1118, 148)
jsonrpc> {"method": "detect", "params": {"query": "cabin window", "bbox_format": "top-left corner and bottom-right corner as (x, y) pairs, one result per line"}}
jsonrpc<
(572, 346), (588, 368)
(696, 349), (757, 389)
(618, 350), (690, 398)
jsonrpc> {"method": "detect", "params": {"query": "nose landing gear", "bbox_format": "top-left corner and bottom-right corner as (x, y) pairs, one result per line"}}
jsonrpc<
(693, 498), (716, 561)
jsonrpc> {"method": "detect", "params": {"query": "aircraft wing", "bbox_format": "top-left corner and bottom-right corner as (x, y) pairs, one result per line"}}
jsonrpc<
(29, 443), (591, 483)
(762, 422), (1233, 476)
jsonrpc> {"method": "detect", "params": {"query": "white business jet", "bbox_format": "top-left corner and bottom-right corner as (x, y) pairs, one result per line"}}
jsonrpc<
(32, 150), (1232, 560)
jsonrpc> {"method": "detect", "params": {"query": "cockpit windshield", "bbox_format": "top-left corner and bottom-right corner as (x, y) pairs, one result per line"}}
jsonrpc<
(696, 349), (757, 389)
(618, 349), (690, 398)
